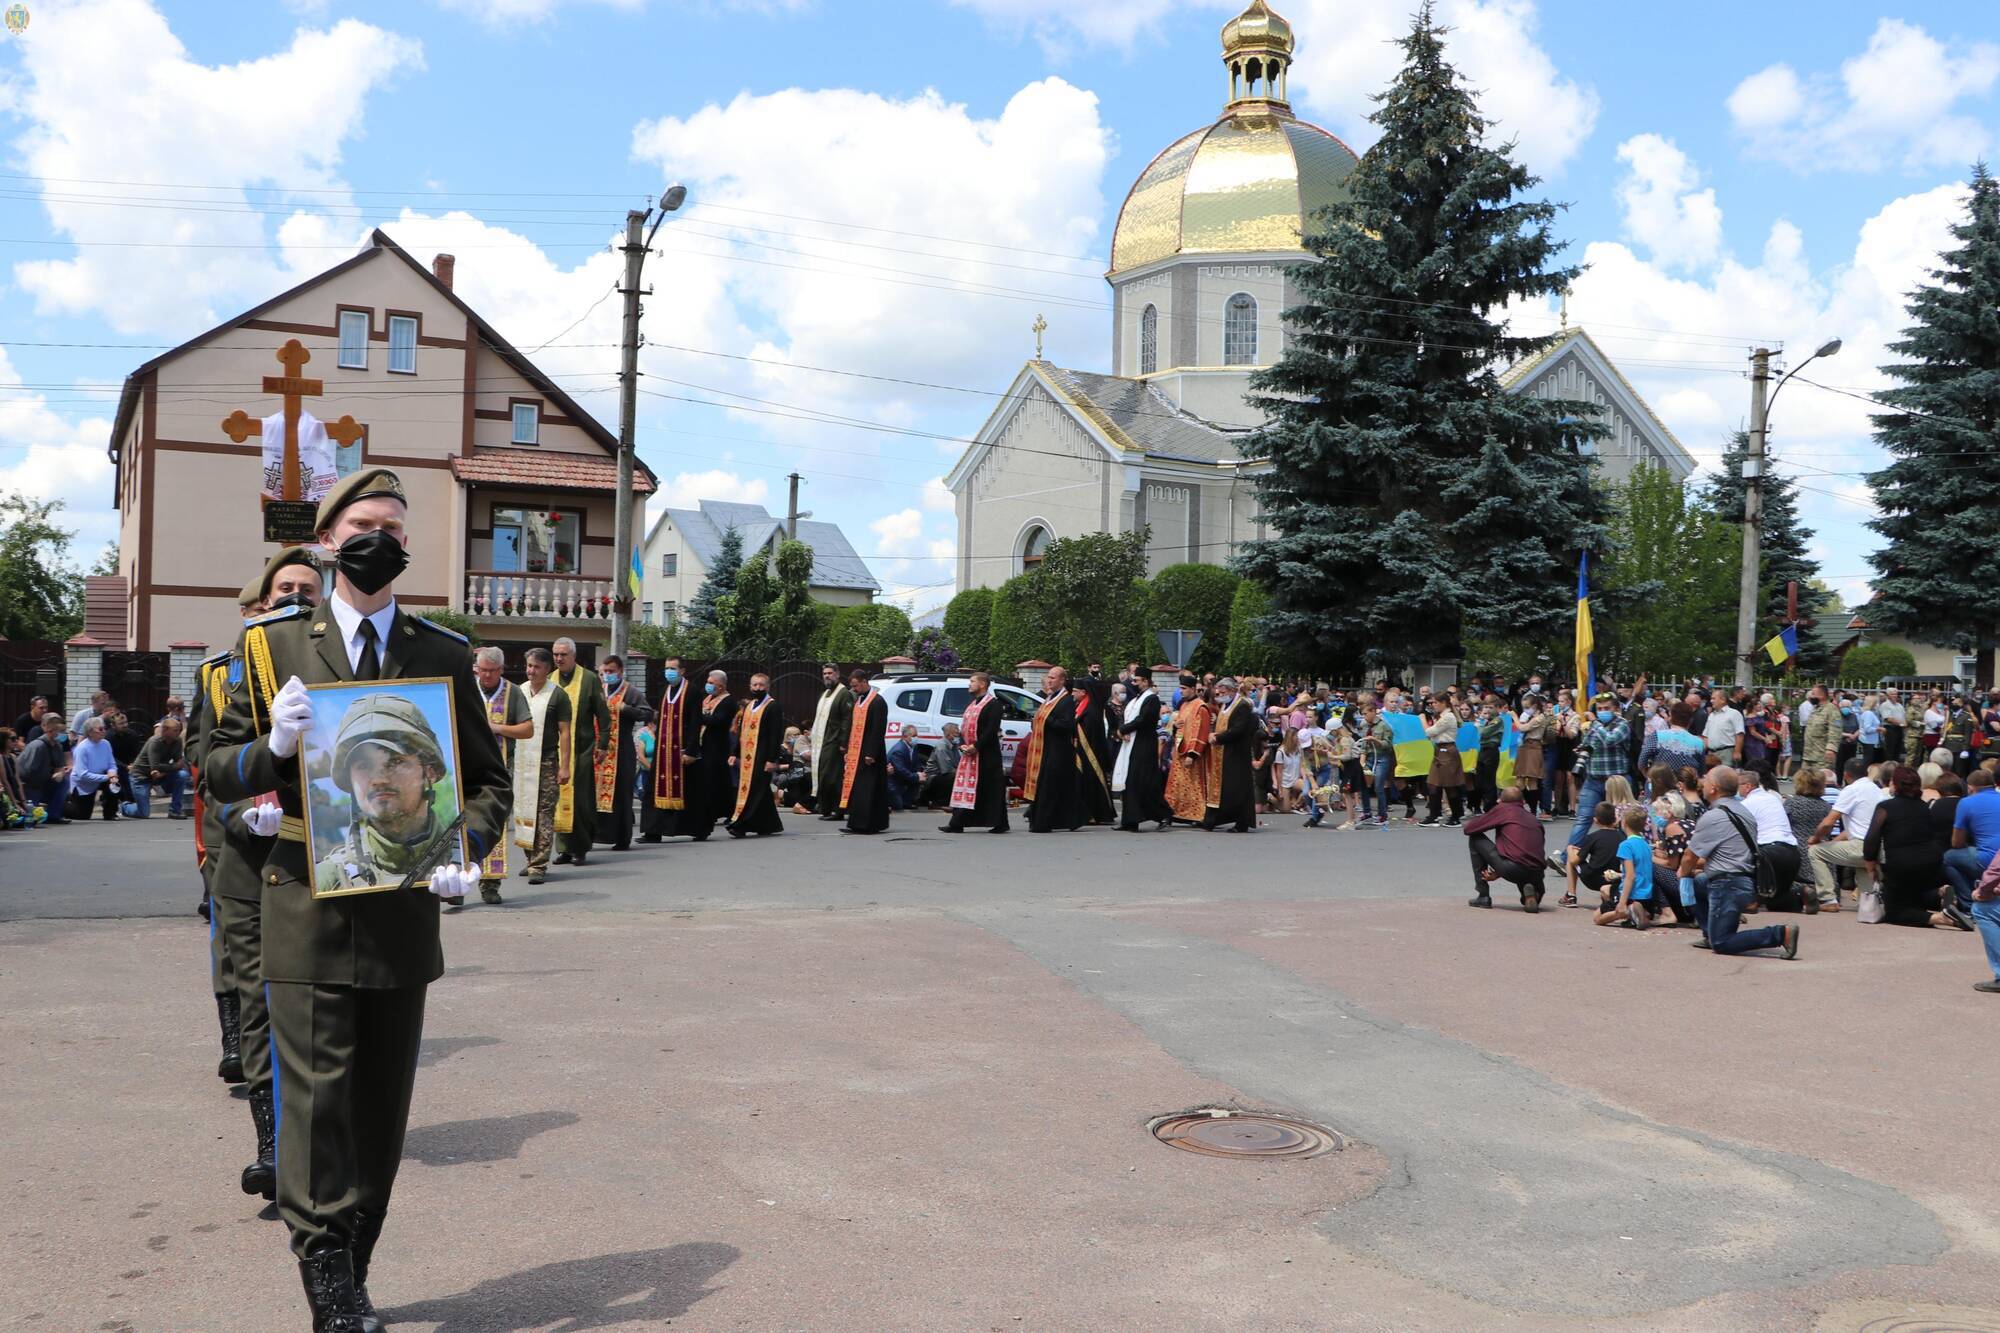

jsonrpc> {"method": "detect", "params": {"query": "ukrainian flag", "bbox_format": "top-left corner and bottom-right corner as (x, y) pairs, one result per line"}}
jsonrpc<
(1383, 714), (1519, 786)
(1574, 550), (1595, 700)
(628, 543), (644, 600)
(1762, 624), (1801, 667)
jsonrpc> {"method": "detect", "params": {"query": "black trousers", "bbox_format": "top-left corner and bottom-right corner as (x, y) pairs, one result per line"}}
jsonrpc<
(1468, 833), (1544, 901)
(1468, 750), (1499, 813)
(1427, 783), (1465, 820)
(266, 981), (427, 1256)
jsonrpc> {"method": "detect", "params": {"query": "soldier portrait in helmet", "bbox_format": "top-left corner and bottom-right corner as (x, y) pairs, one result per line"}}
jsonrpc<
(298, 678), (468, 898)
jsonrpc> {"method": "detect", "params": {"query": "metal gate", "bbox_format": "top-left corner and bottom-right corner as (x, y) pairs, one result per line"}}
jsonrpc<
(0, 640), (63, 731)
(100, 650), (172, 730)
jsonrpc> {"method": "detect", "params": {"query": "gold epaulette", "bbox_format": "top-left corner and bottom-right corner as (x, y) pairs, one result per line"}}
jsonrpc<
(277, 815), (305, 843)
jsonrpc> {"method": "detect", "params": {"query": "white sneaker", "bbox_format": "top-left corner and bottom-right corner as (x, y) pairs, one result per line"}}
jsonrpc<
(1335, 820), (1357, 831)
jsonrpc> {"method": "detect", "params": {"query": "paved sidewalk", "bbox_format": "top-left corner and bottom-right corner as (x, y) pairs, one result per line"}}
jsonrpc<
(3, 817), (1996, 1329)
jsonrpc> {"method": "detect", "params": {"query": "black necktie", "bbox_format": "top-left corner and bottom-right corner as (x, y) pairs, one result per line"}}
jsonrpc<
(355, 618), (381, 681)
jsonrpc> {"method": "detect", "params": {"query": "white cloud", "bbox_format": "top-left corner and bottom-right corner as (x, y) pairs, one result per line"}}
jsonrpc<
(648, 469), (770, 514)
(922, 476), (955, 512)
(1613, 134), (1722, 270)
(2, 0), (421, 335)
(952, 0), (1598, 175)
(430, 0), (806, 25)
(0, 348), (120, 555)
(1728, 19), (2000, 171)
(869, 507), (927, 557)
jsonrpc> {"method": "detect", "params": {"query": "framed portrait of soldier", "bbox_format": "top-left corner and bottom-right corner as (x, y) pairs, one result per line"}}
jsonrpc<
(298, 678), (469, 898)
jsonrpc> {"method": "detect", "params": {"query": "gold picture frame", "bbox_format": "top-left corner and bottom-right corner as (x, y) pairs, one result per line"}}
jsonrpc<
(298, 676), (469, 898)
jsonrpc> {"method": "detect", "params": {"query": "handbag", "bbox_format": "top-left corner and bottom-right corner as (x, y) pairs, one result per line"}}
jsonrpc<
(1856, 885), (1886, 924)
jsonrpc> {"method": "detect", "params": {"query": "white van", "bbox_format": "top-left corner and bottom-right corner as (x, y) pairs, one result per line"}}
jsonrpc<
(872, 673), (1042, 769)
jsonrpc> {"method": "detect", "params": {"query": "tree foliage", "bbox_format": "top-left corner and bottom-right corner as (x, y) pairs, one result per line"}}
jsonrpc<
(416, 607), (480, 645)
(714, 539), (820, 657)
(986, 574), (1059, 670)
(1023, 528), (1149, 669)
(823, 602), (914, 662)
(1865, 164), (2000, 687)
(0, 494), (85, 641)
(630, 618), (722, 662)
(1144, 563), (1238, 675)
(683, 524), (743, 631)
(1232, 7), (1606, 671)
(1595, 466), (1738, 679)
(1839, 642), (1918, 683)
(907, 625), (959, 671)
(1698, 431), (1826, 670)
(941, 587), (995, 671)
(1225, 578), (1272, 677)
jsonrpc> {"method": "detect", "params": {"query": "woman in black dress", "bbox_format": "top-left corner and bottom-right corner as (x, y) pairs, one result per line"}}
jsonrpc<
(1862, 764), (1948, 927)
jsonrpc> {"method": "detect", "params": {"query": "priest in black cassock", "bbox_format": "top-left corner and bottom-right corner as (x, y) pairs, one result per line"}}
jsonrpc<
(839, 667), (891, 834)
(940, 670), (1009, 833)
(1202, 676), (1260, 832)
(1074, 663), (1116, 825)
(1115, 665), (1172, 831)
(682, 669), (738, 842)
(1026, 666), (1084, 833)
(726, 670), (786, 837)
(592, 654), (652, 851)
(639, 658), (698, 843)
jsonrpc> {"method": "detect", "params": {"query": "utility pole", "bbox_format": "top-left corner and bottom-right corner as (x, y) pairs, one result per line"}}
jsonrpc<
(1734, 347), (1772, 688)
(609, 208), (647, 659)
(786, 472), (802, 541)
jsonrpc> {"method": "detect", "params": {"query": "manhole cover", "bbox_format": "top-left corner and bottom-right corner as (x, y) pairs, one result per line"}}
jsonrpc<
(1149, 1109), (1343, 1159)
(1817, 1307), (2000, 1333)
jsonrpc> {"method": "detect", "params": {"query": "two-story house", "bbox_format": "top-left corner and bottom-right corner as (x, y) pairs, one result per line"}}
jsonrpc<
(107, 230), (656, 654)
(637, 499), (879, 625)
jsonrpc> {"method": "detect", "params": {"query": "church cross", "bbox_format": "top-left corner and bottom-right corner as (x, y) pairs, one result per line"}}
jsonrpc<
(219, 338), (363, 504)
(1032, 313), (1047, 362)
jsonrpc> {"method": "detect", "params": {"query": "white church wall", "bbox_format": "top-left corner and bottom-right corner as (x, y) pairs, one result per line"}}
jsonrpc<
(1194, 261), (1287, 369)
(1115, 268), (1175, 377)
(958, 382), (1119, 591)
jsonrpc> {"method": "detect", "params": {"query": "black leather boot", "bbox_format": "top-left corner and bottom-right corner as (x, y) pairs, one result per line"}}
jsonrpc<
(216, 992), (244, 1084)
(241, 1088), (275, 1200)
(298, 1245), (378, 1332)
(350, 1208), (386, 1325)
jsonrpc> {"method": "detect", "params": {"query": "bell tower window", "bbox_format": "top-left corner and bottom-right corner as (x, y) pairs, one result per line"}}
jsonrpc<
(1139, 304), (1158, 375)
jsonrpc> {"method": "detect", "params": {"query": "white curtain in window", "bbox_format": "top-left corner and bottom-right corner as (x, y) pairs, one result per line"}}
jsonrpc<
(388, 317), (416, 372)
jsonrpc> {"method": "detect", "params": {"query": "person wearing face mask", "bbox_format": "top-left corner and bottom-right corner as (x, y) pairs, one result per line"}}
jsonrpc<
(1201, 677), (1261, 832)
(676, 669), (738, 842)
(201, 468), (511, 1329)
(588, 654), (652, 853)
(726, 671), (786, 837)
(640, 656), (699, 842)
(511, 647), (573, 880)
(549, 636), (611, 868)
(1559, 692), (1632, 868)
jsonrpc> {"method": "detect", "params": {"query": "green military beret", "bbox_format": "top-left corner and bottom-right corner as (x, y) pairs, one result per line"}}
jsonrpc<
(314, 466), (407, 532)
(240, 546), (322, 607)
(330, 693), (446, 793)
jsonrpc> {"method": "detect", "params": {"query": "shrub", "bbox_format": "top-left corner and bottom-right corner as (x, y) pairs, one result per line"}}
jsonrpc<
(1145, 563), (1238, 674)
(1839, 642), (1918, 684)
(986, 574), (1059, 671)
(908, 625), (959, 671)
(418, 607), (479, 646)
(823, 603), (914, 662)
(1225, 579), (1271, 676)
(941, 587), (995, 671)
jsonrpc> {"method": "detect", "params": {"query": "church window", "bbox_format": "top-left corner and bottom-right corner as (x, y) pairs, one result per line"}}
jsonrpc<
(1224, 292), (1258, 365)
(1139, 304), (1158, 375)
(1020, 524), (1051, 572)
(337, 310), (368, 369)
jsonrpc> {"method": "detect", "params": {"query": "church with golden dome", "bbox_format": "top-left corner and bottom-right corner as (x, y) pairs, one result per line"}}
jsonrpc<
(944, 1), (1691, 594)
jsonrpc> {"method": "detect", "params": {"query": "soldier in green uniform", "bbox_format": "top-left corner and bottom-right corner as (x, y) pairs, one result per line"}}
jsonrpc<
(314, 695), (457, 894)
(209, 549), (325, 1207)
(204, 468), (510, 1332)
(192, 638), (245, 1086)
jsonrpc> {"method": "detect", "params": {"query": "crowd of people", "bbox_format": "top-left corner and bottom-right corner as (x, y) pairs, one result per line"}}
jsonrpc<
(3, 690), (193, 827)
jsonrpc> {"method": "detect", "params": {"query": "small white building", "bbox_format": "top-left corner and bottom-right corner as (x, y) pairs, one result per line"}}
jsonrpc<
(945, 1), (1694, 593)
(637, 499), (879, 625)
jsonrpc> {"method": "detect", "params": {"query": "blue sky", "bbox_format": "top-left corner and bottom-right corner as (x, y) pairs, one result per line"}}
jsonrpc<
(3, 0), (1997, 613)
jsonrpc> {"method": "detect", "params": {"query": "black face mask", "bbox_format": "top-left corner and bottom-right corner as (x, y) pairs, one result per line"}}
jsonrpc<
(751, 689), (768, 702)
(268, 590), (317, 614)
(331, 530), (408, 595)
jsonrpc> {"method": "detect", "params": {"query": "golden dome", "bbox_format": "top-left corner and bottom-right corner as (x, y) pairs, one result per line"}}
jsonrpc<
(1109, 1), (1355, 275)
(1222, 0), (1294, 58)
(1109, 112), (1358, 275)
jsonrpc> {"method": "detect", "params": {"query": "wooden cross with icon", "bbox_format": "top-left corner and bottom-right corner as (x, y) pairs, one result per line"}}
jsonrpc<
(220, 339), (366, 504)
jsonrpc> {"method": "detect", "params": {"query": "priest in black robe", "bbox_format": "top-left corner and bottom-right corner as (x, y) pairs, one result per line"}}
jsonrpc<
(1074, 666), (1116, 825)
(1116, 665), (1171, 831)
(726, 670), (786, 837)
(683, 669), (738, 842)
(1026, 666), (1084, 832)
(940, 670), (1009, 833)
(592, 655), (653, 851)
(639, 659), (699, 842)
(840, 668), (891, 834)
(1202, 677), (1261, 832)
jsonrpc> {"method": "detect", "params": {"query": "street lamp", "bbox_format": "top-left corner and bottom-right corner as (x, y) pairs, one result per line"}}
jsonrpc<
(610, 182), (688, 658)
(1734, 336), (1841, 686)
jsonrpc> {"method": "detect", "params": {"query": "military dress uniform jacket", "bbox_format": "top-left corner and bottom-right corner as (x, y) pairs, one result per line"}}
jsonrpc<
(202, 604), (512, 989)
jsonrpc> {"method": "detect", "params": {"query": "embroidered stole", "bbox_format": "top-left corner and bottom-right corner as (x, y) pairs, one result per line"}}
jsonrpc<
(1206, 697), (1243, 808)
(840, 690), (878, 808)
(1021, 694), (1063, 803)
(514, 682), (558, 849)
(596, 681), (624, 814)
(733, 697), (773, 820)
(950, 694), (991, 811)
(555, 668), (590, 834)
(651, 682), (687, 810)
(481, 680), (512, 876)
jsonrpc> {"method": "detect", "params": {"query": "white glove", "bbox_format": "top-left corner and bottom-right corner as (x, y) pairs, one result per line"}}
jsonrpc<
(242, 801), (283, 837)
(267, 676), (312, 760)
(426, 863), (474, 900)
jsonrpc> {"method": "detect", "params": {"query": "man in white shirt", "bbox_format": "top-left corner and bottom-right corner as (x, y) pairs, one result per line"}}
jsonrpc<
(1738, 764), (1802, 902)
(1806, 757), (1884, 912)
(1877, 688), (1908, 763)
(1702, 695), (1746, 766)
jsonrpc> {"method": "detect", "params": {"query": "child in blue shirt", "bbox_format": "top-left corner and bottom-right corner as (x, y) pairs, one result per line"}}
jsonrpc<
(1594, 806), (1665, 930)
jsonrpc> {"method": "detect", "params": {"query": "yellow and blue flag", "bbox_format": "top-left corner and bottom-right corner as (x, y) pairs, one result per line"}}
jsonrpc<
(628, 543), (644, 600)
(1762, 624), (1800, 667)
(1383, 713), (1518, 785)
(1574, 550), (1595, 699)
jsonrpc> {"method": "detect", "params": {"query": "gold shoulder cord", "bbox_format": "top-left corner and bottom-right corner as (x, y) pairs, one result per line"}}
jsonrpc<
(244, 626), (279, 736)
(205, 660), (228, 728)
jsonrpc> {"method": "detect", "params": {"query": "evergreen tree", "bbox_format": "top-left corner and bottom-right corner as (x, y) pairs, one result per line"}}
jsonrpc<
(683, 524), (743, 630)
(1865, 165), (2000, 687)
(1233, 5), (1606, 671)
(1698, 432), (1825, 670)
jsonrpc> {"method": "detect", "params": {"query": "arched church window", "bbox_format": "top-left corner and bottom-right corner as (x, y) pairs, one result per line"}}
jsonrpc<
(1020, 524), (1051, 572)
(1224, 292), (1258, 366)
(1139, 304), (1158, 375)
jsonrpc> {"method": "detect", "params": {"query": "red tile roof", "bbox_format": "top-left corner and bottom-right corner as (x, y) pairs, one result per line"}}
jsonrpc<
(451, 451), (655, 494)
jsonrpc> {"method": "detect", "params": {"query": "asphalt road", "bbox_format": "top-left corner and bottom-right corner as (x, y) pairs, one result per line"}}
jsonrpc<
(4, 810), (1997, 1331)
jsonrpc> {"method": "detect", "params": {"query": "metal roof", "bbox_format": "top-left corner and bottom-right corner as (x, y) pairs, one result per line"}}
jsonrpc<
(649, 500), (880, 592)
(1042, 365), (1254, 464)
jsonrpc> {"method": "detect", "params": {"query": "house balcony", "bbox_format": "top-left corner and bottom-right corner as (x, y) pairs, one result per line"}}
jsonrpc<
(464, 571), (618, 626)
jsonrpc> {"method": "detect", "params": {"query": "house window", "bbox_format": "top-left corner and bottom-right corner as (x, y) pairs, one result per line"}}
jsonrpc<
(1223, 292), (1257, 365)
(337, 310), (368, 369)
(641, 602), (653, 623)
(662, 601), (677, 624)
(511, 402), (539, 445)
(1139, 303), (1158, 375)
(490, 507), (581, 575)
(387, 315), (418, 374)
(660, 552), (678, 576)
